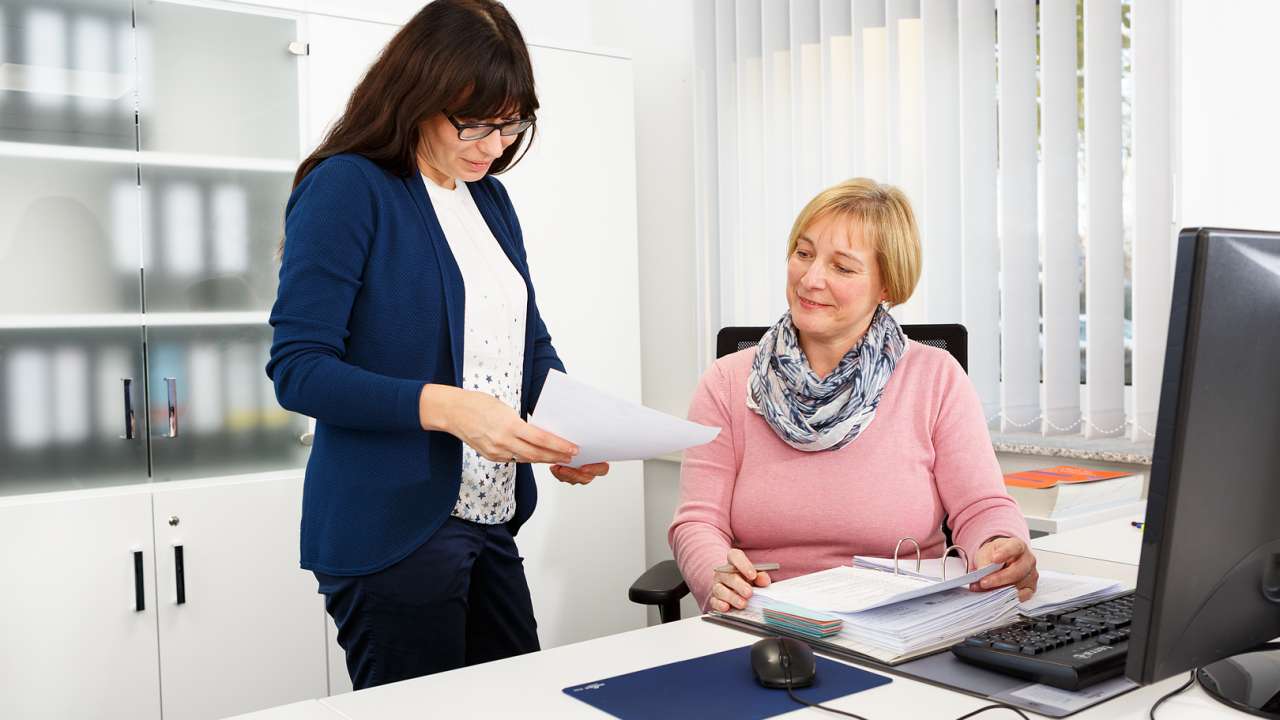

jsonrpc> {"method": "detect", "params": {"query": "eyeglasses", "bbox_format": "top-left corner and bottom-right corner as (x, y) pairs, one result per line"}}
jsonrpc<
(444, 112), (535, 141)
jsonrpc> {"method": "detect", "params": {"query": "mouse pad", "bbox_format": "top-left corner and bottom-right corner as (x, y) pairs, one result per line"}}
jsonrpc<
(562, 646), (892, 719)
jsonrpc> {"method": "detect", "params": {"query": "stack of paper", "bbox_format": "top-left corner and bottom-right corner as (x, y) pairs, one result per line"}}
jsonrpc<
(852, 556), (1128, 618)
(761, 603), (843, 639)
(1016, 570), (1127, 617)
(739, 564), (1020, 664)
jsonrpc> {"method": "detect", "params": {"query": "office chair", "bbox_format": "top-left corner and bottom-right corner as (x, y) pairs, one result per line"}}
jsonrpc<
(629, 323), (968, 623)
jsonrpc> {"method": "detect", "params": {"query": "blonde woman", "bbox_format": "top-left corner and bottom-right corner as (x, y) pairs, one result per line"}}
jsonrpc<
(669, 178), (1037, 613)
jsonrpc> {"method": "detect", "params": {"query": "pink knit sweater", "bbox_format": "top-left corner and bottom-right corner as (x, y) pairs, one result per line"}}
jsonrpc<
(669, 341), (1030, 610)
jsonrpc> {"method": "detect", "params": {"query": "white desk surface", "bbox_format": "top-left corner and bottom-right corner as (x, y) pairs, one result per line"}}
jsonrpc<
(1031, 513), (1147, 566)
(237, 527), (1236, 720)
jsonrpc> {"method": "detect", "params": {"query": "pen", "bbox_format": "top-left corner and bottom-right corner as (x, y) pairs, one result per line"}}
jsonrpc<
(1131, 521), (1145, 530)
(714, 562), (781, 573)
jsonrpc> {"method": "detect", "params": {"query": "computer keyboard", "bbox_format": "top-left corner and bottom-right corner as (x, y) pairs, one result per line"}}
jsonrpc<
(951, 591), (1135, 691)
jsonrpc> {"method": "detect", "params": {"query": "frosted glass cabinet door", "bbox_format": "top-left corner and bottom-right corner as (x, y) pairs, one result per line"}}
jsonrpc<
(146, 324), (309, 482)
(134, 1), (301, 159)
(0, 0), (137, 148)
(139, 165), (292, 312)
(0, 155), (143, 315)
(0, 327), (149, 496)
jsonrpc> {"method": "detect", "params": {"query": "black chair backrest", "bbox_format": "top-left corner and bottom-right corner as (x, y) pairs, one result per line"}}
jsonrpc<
(716, 323), (968, 373)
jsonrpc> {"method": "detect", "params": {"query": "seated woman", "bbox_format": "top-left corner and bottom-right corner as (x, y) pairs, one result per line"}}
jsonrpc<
(670, 178), (1037, 614)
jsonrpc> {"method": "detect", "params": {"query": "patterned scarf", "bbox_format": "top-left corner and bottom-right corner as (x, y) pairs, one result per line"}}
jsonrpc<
(747, 305), (907, 452)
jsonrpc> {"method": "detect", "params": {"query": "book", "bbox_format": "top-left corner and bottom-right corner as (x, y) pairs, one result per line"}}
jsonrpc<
(1003, 466), (1144, 518)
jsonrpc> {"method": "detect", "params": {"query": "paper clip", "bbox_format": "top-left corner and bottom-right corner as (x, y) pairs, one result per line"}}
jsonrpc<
(940, 545), (970, 581)
(892, 537), (922, 575)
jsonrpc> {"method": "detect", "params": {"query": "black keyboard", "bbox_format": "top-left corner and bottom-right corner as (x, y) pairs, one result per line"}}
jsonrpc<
(951, 592), (1135, 691)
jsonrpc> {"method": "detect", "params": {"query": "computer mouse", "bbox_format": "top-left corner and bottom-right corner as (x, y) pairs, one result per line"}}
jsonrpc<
(750, 636), (817, 689)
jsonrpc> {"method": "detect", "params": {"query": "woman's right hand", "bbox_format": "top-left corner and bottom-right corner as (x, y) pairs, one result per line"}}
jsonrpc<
(708, 548), (772, 612)
(419, 384), (577, 464)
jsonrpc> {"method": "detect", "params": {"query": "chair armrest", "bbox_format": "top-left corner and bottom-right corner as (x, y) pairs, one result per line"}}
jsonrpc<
(628, 559), (690, 606)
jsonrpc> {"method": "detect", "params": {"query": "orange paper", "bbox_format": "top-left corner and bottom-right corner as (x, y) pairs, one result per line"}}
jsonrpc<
(1003, 465), (1131, 490)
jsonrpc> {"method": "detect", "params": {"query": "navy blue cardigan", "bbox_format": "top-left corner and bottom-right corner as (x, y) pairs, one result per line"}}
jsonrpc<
(267, 153), (564, 576)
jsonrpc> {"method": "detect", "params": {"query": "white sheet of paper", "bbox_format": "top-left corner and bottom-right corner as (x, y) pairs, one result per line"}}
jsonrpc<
(755, 563), (1000, 614)
(529, 370), (720, 467)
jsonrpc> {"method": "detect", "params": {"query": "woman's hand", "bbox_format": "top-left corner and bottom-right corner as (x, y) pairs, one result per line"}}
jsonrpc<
(550, 462), (610, 485)
(420, 384), (577, 465)
(708, 548), (772, 612)
(971, 536), (1039, 602)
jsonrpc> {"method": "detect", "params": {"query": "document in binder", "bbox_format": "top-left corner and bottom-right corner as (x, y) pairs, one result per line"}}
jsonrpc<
(708, 557), (1021, 665)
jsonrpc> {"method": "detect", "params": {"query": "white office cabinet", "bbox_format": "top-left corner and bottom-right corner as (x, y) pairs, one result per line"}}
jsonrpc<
(153, 475), (326, 720)
(303, 13), (397, 150)
(0, 491), (162, 720)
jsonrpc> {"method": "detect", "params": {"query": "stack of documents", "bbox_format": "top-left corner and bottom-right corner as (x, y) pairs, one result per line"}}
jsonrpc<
(1016, 570), (1127, 617)
(852, 556), (1128, 617)
(736, 564), (1020, 664)
(761, 603), (843, 639)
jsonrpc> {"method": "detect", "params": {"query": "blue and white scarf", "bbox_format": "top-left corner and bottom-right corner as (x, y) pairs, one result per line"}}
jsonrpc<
(747, 305), (907, 452)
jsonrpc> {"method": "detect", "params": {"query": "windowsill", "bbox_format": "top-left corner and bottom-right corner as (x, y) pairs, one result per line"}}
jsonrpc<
(652, 433), (1154, 467)
(990, 431), (1153, 466)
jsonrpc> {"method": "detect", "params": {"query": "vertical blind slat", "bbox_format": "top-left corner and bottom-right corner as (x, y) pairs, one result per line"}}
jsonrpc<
(883, 0), (921, 186)
(861, 26), (888, 182)
(1131, 0), (1173, 441)
(762, 0), (791, 320)
(958, 0), (1000, 420)
(694, 0), (723, 368)
(851, 0), (886, 176)
(1084, 0), (1125, 437)
(714, 0), (740, 329)
(819, 0), (853, 184)
(920, 0), (961, 324)
(791, 0), (823, 208)
(996, 0), (1040, 429)
(1040, 0), (1083, 433)
(892, 17), (926, 324)
(735, 0), (767, 324)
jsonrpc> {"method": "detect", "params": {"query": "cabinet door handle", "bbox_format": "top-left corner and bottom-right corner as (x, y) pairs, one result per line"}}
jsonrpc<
(133, 550), (145, 612)
(164, 378), (179, 438)
(121, 378), (136, 440)
(174, 545), (186, 605)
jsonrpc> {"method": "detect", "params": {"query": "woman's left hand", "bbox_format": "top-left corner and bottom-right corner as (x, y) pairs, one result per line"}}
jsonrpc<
(971, 537), (1039, 602)
(550, 462), (610, 486)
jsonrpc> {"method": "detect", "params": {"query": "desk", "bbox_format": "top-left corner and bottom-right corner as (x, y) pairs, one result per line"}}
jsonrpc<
(237, 530), (1234, 719)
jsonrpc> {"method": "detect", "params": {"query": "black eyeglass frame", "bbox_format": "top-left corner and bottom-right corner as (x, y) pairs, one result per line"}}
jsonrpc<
(444, 112), (535, 141)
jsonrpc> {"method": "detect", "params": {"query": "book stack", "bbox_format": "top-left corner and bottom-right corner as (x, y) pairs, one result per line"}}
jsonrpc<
(1004, 466), (1144, 533)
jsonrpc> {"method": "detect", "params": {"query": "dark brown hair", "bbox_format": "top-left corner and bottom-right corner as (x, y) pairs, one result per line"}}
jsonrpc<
(293, 0), (537, 189)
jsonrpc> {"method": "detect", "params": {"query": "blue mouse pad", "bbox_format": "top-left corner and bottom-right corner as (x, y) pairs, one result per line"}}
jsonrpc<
(562, 646), (892, 720)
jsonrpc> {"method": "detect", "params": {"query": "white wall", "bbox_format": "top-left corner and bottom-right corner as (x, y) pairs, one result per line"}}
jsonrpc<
(1177, 0), (1280, 233)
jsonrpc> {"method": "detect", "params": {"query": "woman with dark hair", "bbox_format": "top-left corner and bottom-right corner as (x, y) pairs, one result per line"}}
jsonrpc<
(266, 0), (609, 688)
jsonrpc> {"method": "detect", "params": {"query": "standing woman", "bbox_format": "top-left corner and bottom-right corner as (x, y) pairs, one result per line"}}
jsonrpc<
(266, 0), (609, 688)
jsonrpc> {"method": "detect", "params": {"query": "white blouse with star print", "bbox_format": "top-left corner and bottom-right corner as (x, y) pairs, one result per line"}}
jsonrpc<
(423, 175), (528, 524)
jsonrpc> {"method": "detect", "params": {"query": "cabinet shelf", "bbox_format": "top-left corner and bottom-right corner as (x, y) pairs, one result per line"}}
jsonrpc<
(0, 141), (297, 174)
(0, 311), (271, 330)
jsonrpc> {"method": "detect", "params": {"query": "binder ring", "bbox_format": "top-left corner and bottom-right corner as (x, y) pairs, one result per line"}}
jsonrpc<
(941, 545), (970, 581)
(892, 537), (922, 575)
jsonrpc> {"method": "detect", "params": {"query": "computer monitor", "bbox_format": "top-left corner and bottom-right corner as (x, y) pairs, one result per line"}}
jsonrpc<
(1125, 227), (1280, 717)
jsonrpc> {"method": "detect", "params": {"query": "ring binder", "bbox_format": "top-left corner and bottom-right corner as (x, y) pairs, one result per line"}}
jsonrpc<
(940, 545), (970, 581)
(892, 536), (922, 575)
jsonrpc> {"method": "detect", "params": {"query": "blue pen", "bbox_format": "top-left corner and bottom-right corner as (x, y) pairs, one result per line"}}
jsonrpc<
(1131, 521), (1145, 530)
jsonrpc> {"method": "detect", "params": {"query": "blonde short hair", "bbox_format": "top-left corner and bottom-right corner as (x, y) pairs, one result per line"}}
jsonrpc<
(785, 178), (922, 307)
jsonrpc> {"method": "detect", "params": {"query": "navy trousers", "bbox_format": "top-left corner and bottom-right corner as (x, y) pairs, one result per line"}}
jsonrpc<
(314, 516), (540, 690)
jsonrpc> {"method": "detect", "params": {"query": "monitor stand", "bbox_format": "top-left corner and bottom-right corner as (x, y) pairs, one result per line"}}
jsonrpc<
(1197, 644), (1280, 719)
